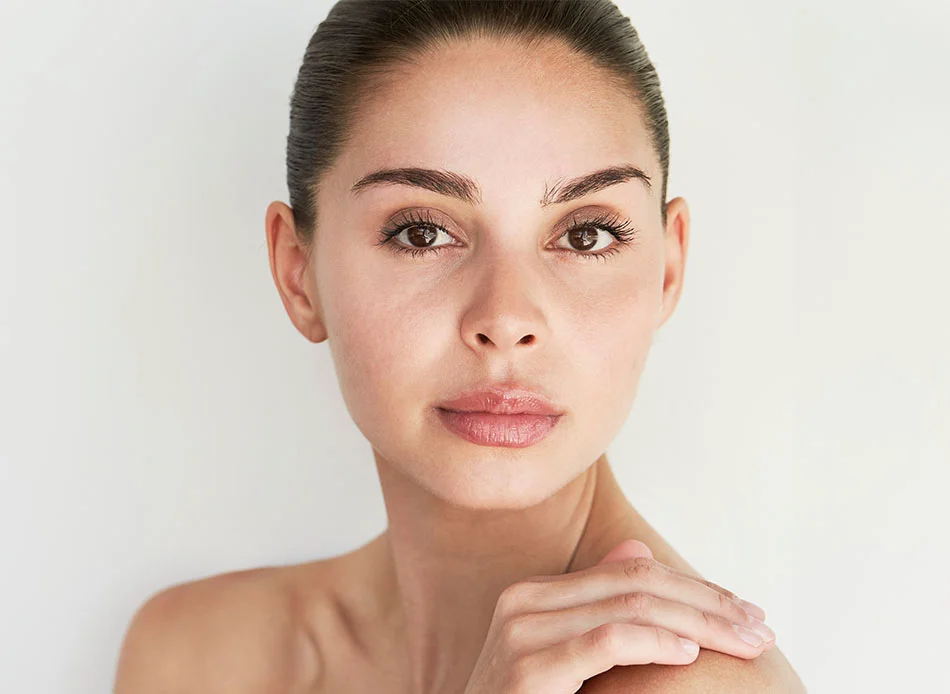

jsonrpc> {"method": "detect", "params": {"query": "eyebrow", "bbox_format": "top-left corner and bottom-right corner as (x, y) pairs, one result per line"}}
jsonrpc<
(349, 164), (652, 207)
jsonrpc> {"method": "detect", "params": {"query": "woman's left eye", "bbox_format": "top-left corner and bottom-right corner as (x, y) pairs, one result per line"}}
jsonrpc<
(553, 225), (624, 256)
(376, 210), (639, 262)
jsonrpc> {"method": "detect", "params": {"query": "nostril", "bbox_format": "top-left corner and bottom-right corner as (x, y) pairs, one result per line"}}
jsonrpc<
(519, 335), (534, 344)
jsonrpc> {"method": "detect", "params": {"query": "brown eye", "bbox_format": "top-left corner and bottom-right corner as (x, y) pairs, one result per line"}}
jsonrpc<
(377, 213), (459, 258)
(566, 227), (599, 251)
(555, 225), (617, 254)
(404, 225), (439, 248)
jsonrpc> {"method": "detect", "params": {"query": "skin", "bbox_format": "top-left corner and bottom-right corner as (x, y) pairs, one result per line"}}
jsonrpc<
(114, 34), (805, 694)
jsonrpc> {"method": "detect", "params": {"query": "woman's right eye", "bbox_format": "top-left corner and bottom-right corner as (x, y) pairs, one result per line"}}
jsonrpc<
(377, 223), (458, 257)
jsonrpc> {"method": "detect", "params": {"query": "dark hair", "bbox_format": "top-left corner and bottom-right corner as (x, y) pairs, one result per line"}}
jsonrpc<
(286, 0), (670, 245)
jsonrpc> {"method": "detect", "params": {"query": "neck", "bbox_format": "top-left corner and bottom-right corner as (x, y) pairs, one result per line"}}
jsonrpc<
(369, 452), (635, 694)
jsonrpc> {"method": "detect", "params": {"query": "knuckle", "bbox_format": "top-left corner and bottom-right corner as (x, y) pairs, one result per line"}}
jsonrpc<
(620, 556), (660, 582)
(652, 625), (665, 653)
(620, 590), (653, 619)
(588, 622), (624, 655)
(496, 582), (535, 616)
(718, 591), (747, 622)
(717, 590), (732, 613)
(713, 581), (738, 600)
(500, 614), (536, 648)
(702, 609), (733, 632)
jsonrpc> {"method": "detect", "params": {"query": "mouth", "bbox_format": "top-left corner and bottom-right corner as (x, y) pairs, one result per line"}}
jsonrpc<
(434, 384), (564, 448)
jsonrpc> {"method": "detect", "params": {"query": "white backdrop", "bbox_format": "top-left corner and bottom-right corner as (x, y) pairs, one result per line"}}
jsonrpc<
(1, 1), (947, 691)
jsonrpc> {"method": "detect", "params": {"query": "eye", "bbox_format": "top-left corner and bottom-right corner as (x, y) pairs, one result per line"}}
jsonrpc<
(374, 209), (459, 259)
(554, 225), (617, 254)
(550, 210), (641, 262)
(375, 208), (640, 262)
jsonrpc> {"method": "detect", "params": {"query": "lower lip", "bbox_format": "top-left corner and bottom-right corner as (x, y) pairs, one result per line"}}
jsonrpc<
(435, 408), (562, 448)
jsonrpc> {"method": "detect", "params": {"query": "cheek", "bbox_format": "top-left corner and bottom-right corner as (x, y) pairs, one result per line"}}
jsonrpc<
(567, 269), (660, 365)
(563, 272), (661, 430)
(321, 264), (447, 433)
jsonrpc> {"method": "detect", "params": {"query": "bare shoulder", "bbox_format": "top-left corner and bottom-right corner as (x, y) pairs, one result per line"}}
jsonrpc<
(579, 645), (807, 693)
(113, 563), (329, 694)
(577, 503), (807, 693)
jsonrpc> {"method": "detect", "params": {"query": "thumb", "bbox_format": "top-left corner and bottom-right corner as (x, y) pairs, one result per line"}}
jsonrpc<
(596, 539), (655, 566)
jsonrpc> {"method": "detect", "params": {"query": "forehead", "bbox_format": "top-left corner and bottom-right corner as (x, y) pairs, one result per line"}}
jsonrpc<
(325, 36), (655, 207)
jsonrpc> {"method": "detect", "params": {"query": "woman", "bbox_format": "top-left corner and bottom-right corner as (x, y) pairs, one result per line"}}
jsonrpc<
(115, 1), (806, 692)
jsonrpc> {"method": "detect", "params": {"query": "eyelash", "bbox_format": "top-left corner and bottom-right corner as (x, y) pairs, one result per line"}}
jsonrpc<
(374, 209), (640, 263)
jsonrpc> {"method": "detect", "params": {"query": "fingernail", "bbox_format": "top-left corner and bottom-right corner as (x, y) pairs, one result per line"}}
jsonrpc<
(736, 598), (766, 621)
(747, 617), (775, 643)
(733, 624), (764, 647)
(679, 638), (700, 656)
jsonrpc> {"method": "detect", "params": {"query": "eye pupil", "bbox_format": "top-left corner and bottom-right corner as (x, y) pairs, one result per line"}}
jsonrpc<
(406, 225), (436, 247)
(568, 227), (598, 251)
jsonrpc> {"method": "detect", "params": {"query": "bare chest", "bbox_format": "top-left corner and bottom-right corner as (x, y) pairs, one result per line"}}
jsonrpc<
(307, 631), (412, 694)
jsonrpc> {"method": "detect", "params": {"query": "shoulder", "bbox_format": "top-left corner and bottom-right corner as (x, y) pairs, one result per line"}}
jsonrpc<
(113, 565), (324, 694)
(578, 643), (807, 693)
(574, 503), (807, 693)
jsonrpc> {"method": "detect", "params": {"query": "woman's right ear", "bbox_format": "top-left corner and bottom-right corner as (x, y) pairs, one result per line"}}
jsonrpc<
(264, 201), (328, 344)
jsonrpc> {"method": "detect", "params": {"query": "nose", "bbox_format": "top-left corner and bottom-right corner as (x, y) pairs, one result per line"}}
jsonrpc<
(460, 261), (549, 355)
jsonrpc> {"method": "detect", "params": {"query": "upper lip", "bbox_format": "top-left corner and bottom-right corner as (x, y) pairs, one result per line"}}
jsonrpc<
(437, 384), (564, 416)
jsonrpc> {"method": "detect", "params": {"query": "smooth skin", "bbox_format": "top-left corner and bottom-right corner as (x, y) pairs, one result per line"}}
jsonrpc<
(463, 537), (777, 693)
(114, 35), (806, 693)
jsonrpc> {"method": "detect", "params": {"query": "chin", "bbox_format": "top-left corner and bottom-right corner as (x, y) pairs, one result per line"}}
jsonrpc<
(408, 446), (586, 511)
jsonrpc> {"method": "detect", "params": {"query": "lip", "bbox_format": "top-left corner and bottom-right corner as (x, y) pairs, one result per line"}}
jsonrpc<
(434, 384), (564, 448)
(435, 409), (561, 448)
(437, 385), (564, 416)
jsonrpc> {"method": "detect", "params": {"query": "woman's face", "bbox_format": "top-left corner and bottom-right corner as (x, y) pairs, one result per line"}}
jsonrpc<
(291, 36), (687, 508)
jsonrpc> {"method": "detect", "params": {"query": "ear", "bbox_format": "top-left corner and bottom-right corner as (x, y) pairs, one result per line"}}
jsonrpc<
(264, 201), (328, 343)
(656, 196), (690, 330)
(595, 539), (655, 566)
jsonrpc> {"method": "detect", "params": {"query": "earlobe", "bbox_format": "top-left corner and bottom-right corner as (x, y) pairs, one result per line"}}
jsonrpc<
(296, 261), (329, 345)
(264, 201), (328, 344)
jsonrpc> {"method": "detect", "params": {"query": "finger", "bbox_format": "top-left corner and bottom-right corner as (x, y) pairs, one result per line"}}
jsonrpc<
(523, 623), (699, 690)
(504, 590), (773, 657)
(523, 557), (757, 629)
(651, 566), (768, 623)
(660, 567), (767, 621)
(594, 540), (767, 622)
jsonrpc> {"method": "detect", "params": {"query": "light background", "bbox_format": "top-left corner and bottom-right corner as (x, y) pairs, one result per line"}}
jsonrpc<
(1, 1), (947, 691)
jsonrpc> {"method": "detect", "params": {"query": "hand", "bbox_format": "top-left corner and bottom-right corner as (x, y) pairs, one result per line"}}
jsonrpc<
(463, 539), (775, 694)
